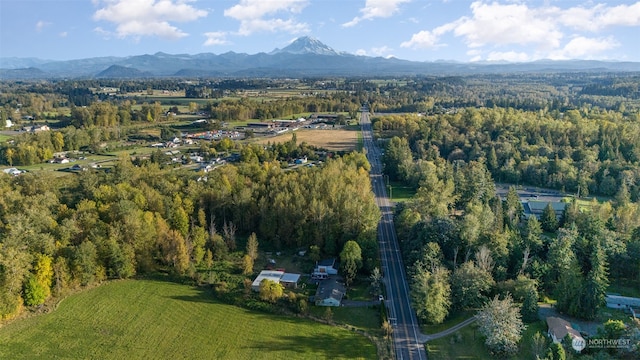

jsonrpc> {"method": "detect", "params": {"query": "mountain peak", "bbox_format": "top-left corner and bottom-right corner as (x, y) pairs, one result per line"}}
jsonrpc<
(271, 36), (341, 56)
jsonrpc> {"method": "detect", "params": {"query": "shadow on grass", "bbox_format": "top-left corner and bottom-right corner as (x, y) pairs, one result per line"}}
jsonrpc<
(245, 333), (375, 359)
(168, 293), (218, 304)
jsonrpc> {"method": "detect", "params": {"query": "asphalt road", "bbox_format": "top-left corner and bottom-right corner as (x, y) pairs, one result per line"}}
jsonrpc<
(360, 111), (427, 360)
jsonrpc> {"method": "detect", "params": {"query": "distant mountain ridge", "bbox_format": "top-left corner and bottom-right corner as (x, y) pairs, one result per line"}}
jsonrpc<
(2, 37), (640, 79)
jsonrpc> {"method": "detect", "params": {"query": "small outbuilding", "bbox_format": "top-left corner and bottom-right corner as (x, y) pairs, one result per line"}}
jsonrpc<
(606, 294), (640, 318)
(279, 273), (301, 289)
(523, 201), (567, 219)
(251, 270), (301, 292)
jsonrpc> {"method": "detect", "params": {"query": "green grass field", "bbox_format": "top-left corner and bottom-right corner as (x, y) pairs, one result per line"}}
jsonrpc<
(426, 320), (547, 360)
(388, 180), (416, 203)
(0, 279), (376, 360)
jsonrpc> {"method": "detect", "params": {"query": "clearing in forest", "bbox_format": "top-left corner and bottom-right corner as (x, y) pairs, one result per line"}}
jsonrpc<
(253, 129), (359, 151)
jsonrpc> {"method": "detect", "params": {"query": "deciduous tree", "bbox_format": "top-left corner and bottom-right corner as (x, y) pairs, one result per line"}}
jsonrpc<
(451, 261), (495, 310)
(246, 232), (259, 261)
(411, 265), (451, 324)
(259, 279), (283, 303)
(476, 294), (525, 356)
(340, 240), (362, 286)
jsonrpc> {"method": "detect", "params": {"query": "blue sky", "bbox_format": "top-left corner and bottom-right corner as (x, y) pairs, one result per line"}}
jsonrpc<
(1, 0), (640, 62)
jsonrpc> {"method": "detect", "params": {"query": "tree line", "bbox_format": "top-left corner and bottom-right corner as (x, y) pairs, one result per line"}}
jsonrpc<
(376, 107), (640, 199)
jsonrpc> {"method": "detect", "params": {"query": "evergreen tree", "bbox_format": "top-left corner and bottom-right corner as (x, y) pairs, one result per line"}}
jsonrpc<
(541, 202), (559, 232)
(546, 342), (566, 360)
(521, 287), (539, 323)
(579, 243), (609, 320)
(504, 187), (524, 228)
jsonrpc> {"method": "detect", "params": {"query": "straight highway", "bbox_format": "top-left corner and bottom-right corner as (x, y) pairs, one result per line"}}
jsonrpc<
(360, 111), (426, 360)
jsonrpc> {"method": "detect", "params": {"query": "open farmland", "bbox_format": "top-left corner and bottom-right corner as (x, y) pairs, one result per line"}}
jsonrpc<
(0, 279), (376, 360)
(253, 129), (359, 151)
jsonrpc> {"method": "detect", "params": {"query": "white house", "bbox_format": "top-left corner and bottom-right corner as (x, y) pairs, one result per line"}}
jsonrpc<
(5, 119), (12, 128)
(547, 316), (585, 347)
(51, 157), (70, 164)
(313, 258), (338, 278)
(2, 168), (22, 176)
(27, 124), (50, 132)
(314, 278), (345, 307)
(316, 289), (343, 307)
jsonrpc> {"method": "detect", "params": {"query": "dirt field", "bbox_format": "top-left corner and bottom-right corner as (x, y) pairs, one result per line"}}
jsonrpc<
(252, 129), (359, 151)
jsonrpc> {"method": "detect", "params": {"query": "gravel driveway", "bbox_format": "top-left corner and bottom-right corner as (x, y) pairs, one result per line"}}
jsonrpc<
(538, 304), (602, 336)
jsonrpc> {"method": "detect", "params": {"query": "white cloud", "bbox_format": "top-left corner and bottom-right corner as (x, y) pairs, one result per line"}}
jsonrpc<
(93, 0), (208, 39)
(59, 32), (68, 38)
(343, 0), (411, 27)
(548, 36), (620, 60)
(402, 1), (640, 61)
(451, 2), (563, 50)
(354, 46), (395, 58)
(36, 20), (51, 32)
(371, 46), (392, 57)
(203, 31), (228, 46)
(400, 30), (439, 49)
(598, 2), (640, 28)
(94, 27), (113, 39)
(560, 2), (640, 31)
(224, 0), (309, 35)
(401, 22), (454, 49)
(400, 30), (438, 49)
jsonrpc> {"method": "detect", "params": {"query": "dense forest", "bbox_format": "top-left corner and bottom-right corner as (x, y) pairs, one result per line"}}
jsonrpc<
(0, 147), (379, 319)
(373, 105), (640, 357)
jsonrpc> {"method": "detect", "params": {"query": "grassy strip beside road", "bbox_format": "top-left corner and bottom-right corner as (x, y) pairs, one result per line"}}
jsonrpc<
(388, 180), (416, 203)
(426, 320), (546, 360)
(0, 279), (376, 360)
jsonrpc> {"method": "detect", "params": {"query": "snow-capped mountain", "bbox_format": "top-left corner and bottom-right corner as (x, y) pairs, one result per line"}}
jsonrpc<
(270, 36), (342, 56)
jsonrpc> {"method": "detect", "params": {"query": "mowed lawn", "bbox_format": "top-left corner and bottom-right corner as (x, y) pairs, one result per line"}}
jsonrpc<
(253, 129), (359, 152)
(0, 279), (376, 360)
